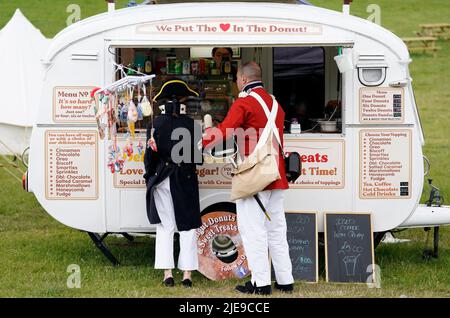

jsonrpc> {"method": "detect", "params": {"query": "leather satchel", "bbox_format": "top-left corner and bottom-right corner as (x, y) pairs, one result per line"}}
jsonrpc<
(230, 92), (282, 201)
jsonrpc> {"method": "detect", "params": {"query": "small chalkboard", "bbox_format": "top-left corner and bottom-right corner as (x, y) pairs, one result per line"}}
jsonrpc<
(283, 211), (318, 283)
(325, 213), (375, 283)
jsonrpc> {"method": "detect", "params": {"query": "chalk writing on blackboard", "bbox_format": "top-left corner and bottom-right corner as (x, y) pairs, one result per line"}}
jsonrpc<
(284, 212), (318, 282)
(325, 213), (374, 283)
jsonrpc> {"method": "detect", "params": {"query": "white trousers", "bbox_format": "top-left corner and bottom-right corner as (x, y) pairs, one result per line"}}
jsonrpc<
(153, 177), (199, 271)
(236, 190), (294, 287)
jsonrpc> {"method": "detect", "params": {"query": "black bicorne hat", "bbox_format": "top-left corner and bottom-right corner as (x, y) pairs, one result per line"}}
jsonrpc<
(153, 79), (199, 102)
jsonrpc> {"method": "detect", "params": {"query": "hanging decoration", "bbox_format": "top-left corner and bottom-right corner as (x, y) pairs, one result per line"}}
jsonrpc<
(90, 64), (155, 174)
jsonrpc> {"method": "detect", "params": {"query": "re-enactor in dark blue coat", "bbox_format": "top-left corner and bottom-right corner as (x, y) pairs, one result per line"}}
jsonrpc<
(143, 79), (203, 287)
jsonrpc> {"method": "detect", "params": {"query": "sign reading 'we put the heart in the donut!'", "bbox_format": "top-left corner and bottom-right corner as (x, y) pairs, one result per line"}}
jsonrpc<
(136, 20), (323, 35)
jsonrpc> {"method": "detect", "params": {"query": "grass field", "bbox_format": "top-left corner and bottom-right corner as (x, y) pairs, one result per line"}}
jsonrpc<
(0, 0), (449, 298)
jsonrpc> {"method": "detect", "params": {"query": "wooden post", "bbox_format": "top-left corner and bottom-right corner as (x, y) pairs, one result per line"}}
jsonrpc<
(106, 0), (115, 13)
(343, 0), (353, 15)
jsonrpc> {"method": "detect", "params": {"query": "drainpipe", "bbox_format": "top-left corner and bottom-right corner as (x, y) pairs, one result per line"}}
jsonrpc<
(106, 0), (115, 13)
(343, 0), (352, 15)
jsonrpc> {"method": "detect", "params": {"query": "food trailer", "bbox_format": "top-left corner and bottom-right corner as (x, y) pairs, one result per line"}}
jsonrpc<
(25, 1), (450, 279)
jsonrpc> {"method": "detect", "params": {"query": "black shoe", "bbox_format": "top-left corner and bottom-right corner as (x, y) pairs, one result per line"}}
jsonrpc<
(163, 277), (175, 287)
(235, 281), (255, 294)
(182, 279), (192, 288)
(274, 282), (294, 293)
(235, 281), (272, 295)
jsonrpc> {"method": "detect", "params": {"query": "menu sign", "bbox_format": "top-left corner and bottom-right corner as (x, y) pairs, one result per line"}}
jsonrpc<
(45, 131), (98, 200)
(199, 140), (345, 189)
(113, 137), (146, 189)
(53, 86), (96, 123)
(359, 87), (404, 123)
(285, 139), (345, 189)
(325, 213), (375, 283)
(359, 130), (412, 199)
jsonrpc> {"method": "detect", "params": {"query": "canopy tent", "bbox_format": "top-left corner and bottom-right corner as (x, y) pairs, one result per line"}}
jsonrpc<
(0, 9), (51, 155)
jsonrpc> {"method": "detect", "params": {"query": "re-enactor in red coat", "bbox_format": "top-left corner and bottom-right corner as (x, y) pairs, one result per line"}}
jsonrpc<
(202, 86), (289, 191)
(203, 62), (294, 295)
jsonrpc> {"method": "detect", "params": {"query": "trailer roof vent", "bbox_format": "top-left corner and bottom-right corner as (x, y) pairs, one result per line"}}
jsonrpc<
(358, 54), (385, 62)
(71, 51), (98, 61)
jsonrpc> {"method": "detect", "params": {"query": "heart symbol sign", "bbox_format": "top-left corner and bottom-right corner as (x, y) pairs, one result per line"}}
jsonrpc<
(220, 23), (231, 32)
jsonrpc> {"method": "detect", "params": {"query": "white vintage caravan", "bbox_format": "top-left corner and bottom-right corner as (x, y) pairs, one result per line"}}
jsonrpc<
(25, 2), (449, 275)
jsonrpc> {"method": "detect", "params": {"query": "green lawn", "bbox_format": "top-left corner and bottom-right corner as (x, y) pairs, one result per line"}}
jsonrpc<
(0, 0), (449, 297)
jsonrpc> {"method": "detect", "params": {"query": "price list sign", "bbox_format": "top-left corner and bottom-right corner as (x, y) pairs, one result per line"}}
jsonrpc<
(45, 131), (98, 200)
(359, 87), (404, 123)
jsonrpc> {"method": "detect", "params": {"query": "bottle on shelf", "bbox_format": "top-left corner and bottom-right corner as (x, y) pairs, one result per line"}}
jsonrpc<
(145, 53), (153, 74)
(223, 57), (232, 75)
(210, 60), (220, 75)
(136, 63), (143, 74)
(127, 62), (135, 75)
(191, 60), (199, 75)
(155, 54), (166, 74)
(204, 59), (211, 75)
(167, 55), (176, 74)
(182, 59), (190, 75)
(199, 59), (206, 75)
(174, 59), (182, 75)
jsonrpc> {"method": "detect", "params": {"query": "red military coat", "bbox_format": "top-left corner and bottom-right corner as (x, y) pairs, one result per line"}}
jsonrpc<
(203, 87), (289, 190)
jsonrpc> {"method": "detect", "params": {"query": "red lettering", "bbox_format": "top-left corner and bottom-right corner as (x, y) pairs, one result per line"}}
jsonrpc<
(300, 153), (329, 163)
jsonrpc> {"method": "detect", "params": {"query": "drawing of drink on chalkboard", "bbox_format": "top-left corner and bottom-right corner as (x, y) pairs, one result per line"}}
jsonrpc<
(343, 254), (360, 276)
(275, 212), (318, 283)
(325, 213), (375, 283)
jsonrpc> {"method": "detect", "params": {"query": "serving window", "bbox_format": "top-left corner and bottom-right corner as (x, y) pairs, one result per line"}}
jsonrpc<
(115, 47), (239, 134)
(113, 46), (343, 135)
(273, 46), (343, 134)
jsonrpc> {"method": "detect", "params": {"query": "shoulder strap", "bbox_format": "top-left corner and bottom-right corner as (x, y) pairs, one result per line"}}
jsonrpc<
(249, 92), (283, 152)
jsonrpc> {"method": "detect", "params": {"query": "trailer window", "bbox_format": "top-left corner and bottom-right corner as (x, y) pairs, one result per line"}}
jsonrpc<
(273, 47), (342, 134)
(113, 46), (341, 136)
(115, 47), (240, 134)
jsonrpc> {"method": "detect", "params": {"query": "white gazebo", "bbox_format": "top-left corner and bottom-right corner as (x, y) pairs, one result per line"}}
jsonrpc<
(0, 9), (51, 155)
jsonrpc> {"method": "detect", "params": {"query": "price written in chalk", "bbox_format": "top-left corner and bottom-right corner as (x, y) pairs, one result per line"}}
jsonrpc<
(283, 212), (318, 282)
(325, 213), (374, 283)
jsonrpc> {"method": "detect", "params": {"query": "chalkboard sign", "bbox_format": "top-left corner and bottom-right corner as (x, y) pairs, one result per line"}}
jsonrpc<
(283, 212), (318, 283)
(325, 213), (375, 283)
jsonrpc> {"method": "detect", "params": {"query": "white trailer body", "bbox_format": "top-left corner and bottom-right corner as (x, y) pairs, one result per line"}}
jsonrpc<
(27, 3), (449, 239)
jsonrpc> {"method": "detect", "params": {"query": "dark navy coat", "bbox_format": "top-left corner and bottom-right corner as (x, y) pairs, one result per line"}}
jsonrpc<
(143, 113), (202, 231)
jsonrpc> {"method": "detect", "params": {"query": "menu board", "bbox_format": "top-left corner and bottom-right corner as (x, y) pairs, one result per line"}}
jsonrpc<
(53, 86), (96, 123)
(359, 130), (412, 199)
(359, 87), (404, 123)
(325, 213), (375, 283)
(45, 131), (98, 200)
(199, 139), (345, 190)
